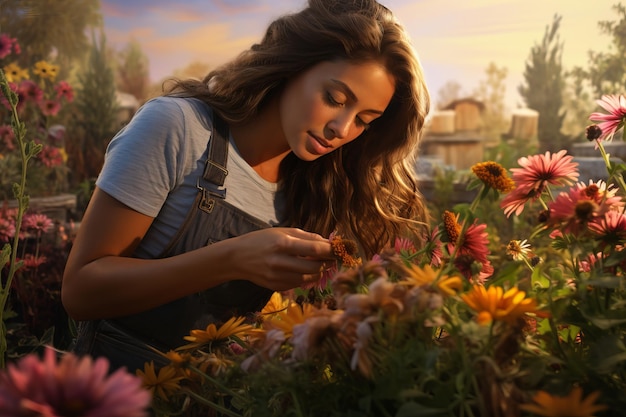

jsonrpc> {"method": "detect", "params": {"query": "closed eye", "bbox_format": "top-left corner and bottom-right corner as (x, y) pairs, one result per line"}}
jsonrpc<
(324, 91), (344, 107)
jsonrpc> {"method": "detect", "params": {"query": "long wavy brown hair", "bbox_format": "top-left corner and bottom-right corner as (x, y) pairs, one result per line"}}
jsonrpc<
(165, 0), (431, 257)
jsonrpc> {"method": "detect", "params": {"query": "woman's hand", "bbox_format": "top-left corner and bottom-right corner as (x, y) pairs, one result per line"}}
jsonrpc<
(224, 227), (334, 291)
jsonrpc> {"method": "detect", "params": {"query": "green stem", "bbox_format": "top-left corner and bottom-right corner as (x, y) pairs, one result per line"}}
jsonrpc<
(0, 68), (31, 369)
(182, 388), (243, 417)
(596, 139), (626, 193)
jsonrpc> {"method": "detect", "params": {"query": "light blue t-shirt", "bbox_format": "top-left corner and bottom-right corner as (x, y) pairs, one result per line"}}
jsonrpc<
(97, 96), (285, 259)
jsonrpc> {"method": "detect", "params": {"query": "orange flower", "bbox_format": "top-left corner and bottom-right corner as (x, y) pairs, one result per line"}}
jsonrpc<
(399, 263), (462, 296)
(520, 387), (607, 417)
(136, 362), (184, 401)
(461, 285), (539, 325)
(178, 316), (258, 350)
(263, 302), (316, 336)
(471, 161), (515, 193)
(261, 292), (289, 316)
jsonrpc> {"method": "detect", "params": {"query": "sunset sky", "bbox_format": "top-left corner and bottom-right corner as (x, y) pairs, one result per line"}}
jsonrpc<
(100, 0), (618, 110)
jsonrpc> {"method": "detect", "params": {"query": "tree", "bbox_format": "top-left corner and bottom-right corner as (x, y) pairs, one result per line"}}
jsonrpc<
(518, 14), (567, 152)
(66, 30), (118, 184)
(587, 3), (626, 96)
(116, 39), (150, 102)
(0, 0), (101, 74)
(473, 62), (509, 145)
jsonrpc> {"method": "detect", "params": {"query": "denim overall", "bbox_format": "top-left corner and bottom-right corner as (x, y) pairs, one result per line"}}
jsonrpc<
(73, 113), (275, 372)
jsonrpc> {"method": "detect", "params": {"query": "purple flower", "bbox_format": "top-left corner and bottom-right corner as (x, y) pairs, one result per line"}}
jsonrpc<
(0, 347), (152, 417)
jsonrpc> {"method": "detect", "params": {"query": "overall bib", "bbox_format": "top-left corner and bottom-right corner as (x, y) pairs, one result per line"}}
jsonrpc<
(73, 113), (275, 372)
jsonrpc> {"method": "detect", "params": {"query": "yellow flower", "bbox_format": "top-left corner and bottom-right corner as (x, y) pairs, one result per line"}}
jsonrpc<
(461, 285), (538, 325)
(520, 387), (608, 417)
(179, 316), (257, 350)
(261, 291), (289, 316)
(399, 263), (463, 296)
(32, 60), (59, 81)
(3, 62), (28, 83)
(136, 362), (184, 401)
(471, 161), (515, 193)
(263, 302), (316, 336)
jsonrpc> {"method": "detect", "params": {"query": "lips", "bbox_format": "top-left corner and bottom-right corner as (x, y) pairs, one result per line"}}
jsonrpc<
(308, 132), (332, 148)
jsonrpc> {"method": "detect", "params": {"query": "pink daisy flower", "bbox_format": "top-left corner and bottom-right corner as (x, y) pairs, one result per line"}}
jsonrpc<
(394, 237), (417, 255)
(54, 80), (74, 102)
(548, 181), (622, 236)
(38, 145), (64, 168)
(0, 33), (12, 59)
(447, 220), (493, 282)
(589, 94), (626, 141)
(501, 150), (579, 217)
(424, 226), (443, 267)
(0, 217), (16, 242)
(0, 347), (151, 416)
(18, 79), (44, 103)
(39, 99), (62, 116)
(548, 188), (600, 236)
(22, 213), (54, 234)
(579, 252), (605, 273)
(588, 209), (626, 247)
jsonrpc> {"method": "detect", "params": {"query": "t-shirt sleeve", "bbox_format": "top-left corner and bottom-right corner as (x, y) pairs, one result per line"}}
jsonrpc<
(96, 97), (188, 217)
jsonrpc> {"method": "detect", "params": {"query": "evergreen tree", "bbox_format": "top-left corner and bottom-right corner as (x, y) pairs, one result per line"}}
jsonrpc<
(518, 14), (567, 152)
(67, 30), (118, 184)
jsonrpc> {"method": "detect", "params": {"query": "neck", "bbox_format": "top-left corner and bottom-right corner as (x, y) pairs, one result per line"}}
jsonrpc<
(229, 98), (290, 183)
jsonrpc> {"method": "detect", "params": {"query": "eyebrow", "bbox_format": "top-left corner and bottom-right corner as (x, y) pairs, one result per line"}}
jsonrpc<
(330, 79), (385, 115)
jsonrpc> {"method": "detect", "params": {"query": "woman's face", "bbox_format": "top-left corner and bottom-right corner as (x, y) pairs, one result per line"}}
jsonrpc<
(279, 60), (395, 161)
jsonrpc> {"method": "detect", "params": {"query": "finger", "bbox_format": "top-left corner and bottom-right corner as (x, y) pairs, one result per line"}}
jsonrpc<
(282, 227), (328, 242)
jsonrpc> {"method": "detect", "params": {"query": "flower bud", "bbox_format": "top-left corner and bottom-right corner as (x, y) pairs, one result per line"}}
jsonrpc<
(585, 124), (602, 140)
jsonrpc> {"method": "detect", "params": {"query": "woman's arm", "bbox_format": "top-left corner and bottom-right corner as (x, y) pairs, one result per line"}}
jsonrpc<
(61, 187), (332, 321)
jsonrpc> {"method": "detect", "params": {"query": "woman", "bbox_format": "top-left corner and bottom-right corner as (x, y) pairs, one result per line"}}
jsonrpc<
(62, 0), (431, 372)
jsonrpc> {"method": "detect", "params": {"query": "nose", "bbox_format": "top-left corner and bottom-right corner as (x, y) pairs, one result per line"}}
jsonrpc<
(326, 114), (352, 140)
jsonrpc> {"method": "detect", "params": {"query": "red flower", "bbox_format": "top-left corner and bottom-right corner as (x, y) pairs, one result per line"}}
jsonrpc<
(54, 80), (74, 102)
(39, 99), (61, 116)
(0, 33), (12, 59)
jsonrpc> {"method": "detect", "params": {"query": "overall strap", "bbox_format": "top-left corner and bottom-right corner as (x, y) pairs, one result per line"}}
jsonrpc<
(203, 113), (230, 186)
